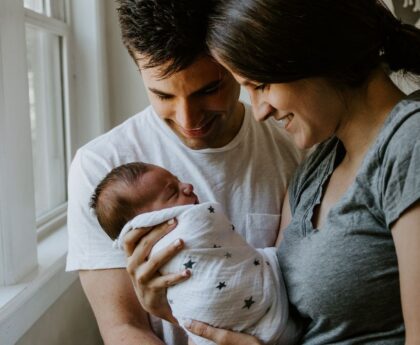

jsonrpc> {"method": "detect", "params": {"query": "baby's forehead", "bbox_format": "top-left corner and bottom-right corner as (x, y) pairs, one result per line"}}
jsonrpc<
(136, 166), (175, 194)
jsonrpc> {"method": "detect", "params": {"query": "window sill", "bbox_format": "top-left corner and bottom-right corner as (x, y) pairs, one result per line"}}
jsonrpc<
(0, 224), (77, 345)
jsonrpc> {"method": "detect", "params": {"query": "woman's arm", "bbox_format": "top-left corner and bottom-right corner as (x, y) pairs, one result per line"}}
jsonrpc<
(391, 200), (420, 344)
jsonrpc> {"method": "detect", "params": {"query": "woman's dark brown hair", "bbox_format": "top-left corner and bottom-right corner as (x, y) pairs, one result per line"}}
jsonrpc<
(208, 0), (420, 87)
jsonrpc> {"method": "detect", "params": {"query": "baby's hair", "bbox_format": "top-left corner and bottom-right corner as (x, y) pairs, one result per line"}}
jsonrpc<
(90, 162), (151, 240)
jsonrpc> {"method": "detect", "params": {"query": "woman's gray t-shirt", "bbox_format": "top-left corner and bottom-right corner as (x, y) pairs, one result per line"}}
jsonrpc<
(278, 90), (420, 344)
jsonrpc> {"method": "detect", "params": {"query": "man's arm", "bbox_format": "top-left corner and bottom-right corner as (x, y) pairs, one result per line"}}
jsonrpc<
(79, 268), (165, 345)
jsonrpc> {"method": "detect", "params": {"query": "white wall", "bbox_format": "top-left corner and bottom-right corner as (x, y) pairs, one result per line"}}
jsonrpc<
(16, 280), (101, 345)
(104, 0), (149, 126)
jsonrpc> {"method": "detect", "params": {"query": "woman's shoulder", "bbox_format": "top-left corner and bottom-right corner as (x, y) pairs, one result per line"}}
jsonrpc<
(378, 90), (420, 160)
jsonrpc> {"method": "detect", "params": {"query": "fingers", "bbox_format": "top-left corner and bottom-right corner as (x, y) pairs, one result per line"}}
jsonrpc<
(184, 320), (261, 345)
(131, 238), (185, 283)
(147, 269), (191, 290)
(185, 320), (229, 345)
(123, 226), (154, 256)
(125, 219), (178, 274)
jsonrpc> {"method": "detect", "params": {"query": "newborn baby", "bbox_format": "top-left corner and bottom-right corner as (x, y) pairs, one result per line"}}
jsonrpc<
(90, 162), (299, 345)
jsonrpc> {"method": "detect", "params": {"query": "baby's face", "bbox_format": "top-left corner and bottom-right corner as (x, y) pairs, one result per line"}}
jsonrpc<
(137, 165), (199, 212)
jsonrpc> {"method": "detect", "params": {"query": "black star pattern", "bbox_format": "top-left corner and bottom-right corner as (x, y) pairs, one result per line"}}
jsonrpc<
(224, 252), (232, 258)
(254, 259), (260, 266)
(183, 259), (196, 269)
(231, 224), (235, 231)
(208, 206), (215, 213)
(242, 296), (255, 310)
(213, 244), (222, 248)
(266, 261), (270, 266)
(216, 282), (227, 290)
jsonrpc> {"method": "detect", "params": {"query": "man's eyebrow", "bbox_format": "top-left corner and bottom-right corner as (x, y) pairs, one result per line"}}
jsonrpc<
(148, 88), (173, 97)
(148, 78), (224, 98)
(190, 79), (223, 96)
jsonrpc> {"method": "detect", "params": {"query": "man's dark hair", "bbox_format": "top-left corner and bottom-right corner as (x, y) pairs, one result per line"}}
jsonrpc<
(116, 0), (217, 78)
(90, 162), (150, 240)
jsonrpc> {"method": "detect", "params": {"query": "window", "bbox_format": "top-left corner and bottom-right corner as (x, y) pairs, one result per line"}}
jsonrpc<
(25, 1), (69, 225)
(0, 0), (109, 340)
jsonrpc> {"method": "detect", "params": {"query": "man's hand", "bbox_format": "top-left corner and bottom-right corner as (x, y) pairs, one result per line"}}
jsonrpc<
(124, 219), (191, 323)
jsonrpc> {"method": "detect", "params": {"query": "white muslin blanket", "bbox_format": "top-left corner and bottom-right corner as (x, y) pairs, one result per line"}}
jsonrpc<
(115, 202), (290, 345)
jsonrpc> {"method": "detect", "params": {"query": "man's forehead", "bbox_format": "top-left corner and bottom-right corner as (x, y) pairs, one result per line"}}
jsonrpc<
(138, 54), (228, 95)
(135, 52), (224, 79)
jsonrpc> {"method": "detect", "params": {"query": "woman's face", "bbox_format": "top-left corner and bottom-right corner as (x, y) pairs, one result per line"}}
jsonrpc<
(217, 60), (347, 149)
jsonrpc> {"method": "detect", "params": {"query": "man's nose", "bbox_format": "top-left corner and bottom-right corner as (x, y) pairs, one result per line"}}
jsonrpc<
(176, 100), (200, 129)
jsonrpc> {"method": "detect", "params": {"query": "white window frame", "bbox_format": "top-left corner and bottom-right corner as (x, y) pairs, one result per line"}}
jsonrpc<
(0, 1), (109, 343)
(25, 4), (72, 239)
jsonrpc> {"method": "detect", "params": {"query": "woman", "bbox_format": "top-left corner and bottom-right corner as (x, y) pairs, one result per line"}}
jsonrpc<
(125, 0), (420, 344)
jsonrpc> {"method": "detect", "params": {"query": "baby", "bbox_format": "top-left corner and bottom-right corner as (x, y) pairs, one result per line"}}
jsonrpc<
(90, 162), (299, 345)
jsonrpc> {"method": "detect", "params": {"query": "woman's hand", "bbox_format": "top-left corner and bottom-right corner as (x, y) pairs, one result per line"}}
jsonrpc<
(124, 219), (191, 323)
(184, 320), (263, 345)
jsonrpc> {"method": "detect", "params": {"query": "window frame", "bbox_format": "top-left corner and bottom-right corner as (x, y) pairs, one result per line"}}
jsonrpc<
(24, 6), (72, 239)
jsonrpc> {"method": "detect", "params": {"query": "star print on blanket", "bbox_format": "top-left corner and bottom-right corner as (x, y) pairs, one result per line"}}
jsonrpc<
(120, 202), (289, 345)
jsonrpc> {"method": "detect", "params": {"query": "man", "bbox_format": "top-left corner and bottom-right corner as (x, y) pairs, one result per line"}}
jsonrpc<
(66, 0), (302, 344)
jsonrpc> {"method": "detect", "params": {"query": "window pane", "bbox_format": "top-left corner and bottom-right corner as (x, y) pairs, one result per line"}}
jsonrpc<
(24, 0), (66, 22)
(26, 26), (67, 219)
(24, 0), (44, 14)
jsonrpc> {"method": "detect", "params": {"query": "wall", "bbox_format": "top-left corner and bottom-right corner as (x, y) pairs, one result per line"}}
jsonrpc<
(104, 0), (149, 126)
(16, 280), (101, 345)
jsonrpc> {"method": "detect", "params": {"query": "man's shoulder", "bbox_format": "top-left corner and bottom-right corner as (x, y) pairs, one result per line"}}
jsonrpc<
(80, 105), (155, 155)
(70, 105), (159, 178)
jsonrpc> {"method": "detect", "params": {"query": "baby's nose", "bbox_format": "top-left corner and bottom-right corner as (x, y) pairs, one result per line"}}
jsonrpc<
(182, 183), (194, 195)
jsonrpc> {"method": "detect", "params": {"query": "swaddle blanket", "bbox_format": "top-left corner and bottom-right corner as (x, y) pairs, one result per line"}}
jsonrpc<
(116, 202), (289, 345)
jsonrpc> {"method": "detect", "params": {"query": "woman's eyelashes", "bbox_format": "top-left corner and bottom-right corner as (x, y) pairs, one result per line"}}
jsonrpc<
(254, 83), (268, 91)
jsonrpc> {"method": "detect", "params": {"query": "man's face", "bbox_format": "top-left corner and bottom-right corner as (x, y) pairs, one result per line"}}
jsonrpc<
(136, 54), (243, 149)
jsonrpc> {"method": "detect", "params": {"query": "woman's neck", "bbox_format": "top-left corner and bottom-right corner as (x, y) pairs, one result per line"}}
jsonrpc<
(336, 68), (405, 167)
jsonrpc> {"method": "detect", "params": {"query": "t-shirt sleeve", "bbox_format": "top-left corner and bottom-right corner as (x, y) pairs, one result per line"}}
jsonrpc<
(381, 112), (420, 228)
(66, 148), (126, 271)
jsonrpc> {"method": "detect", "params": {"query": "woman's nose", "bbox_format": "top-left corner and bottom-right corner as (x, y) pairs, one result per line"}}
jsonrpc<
(248, 90), (276, 122)
(253, 102), (276, 122)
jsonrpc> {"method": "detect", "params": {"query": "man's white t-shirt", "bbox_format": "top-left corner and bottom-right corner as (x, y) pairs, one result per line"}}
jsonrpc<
(66, 103), (302, 344)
